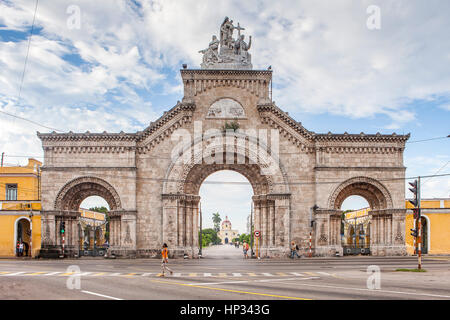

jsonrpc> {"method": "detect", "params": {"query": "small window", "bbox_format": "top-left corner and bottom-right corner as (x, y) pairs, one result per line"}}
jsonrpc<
(6, 184), (17, 200)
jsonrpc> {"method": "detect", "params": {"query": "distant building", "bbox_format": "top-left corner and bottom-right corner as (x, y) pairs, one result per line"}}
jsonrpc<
(217, 216), (239, 244)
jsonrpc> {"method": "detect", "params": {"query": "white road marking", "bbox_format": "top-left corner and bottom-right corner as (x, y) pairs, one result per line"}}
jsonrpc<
(317, 272), (331, 276)
(262, 273), (273, 277)
(81, 290), (123, 300)
(4, 272), (26, 276)
(43, 272), (61, 276)
(79, 272), (92, 276)
(141, 273), (153, 277)
(203, 273), (212, 277)
(185, 277), (318, 286)
(173, 273), (181, 277)
(232, 273), (242, 277)
(289, 282), (450, 299)
(107, 273), (121, 276)
(290, 272), (304, 277)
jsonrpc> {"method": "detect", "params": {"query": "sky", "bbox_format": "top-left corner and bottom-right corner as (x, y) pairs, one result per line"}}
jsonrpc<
(1, 1), (449, 234)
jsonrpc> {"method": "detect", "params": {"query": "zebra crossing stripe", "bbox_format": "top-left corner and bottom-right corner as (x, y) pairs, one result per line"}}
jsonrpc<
(232, 273), (242, 277)
(79, 272), (92, 276)
(304, 272), (318, 276)
(141, 273), (153, 277)
(43, 272), (61, 276)
(108, 273), (122, 276)
(262, 273), (273, 276)
(203, 273), (212, 277)
(276, 272), (288, 276)
(290, 272), (304, 277)
(317, 272), (330, 276)
(6, 271), (26, 276)
(173, 273), (181, 277)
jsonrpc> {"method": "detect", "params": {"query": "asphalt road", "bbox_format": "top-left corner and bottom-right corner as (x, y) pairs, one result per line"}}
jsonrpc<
(1, 245), (450, 300)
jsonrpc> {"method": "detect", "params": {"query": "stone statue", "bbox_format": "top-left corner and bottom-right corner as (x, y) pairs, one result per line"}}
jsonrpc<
(200, 17), (253, 70)
(199, 35), (220, 65)
(220, 17), (235, 49)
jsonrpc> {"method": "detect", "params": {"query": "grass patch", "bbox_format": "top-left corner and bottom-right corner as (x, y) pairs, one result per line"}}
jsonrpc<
(395, 268), (427, 272)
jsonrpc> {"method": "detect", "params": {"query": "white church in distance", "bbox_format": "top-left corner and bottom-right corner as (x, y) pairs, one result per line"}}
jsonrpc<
(217, 216), (239, 244)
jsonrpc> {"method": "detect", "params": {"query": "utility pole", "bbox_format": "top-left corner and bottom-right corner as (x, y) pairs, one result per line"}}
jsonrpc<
(250, 202), (254, 258)
(417, 176), (422, 270)
(199, 202), (202, 258)
(1, 152), (4, 167)
(408, 178), (421, 270)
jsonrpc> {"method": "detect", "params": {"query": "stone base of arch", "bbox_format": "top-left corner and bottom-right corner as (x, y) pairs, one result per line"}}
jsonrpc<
(38, 210), (137, 258)
(369, 209), (407, 256)
(313, 209), (343, 257)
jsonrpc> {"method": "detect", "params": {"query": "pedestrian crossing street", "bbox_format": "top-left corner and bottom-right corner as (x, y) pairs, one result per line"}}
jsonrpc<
(0, 270), (334, 278)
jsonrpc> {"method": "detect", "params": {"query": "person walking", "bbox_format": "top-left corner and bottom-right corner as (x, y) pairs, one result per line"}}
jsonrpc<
(159, 243), (173, 277)
(16, 241), (20, 257)
(290, 241), (301, 259)
(243, 241), (249, 259)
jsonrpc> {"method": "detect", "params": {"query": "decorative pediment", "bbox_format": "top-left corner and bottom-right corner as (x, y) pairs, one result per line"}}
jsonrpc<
(206, 98), (245, 119)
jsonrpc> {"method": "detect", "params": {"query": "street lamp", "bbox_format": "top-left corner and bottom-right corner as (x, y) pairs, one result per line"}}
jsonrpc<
(199, 202), (202, 258)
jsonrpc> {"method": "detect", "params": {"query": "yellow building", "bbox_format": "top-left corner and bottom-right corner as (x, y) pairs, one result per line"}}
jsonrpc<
(0, 158), (42, 257)
(217, 216), (239, 244)
(405, 198), (450, 255)
(344, 199), (450, 255)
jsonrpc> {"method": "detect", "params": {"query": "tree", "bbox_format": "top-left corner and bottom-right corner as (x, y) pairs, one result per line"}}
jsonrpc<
(199, 228), (220, 247)
(212, 212), (221, 232)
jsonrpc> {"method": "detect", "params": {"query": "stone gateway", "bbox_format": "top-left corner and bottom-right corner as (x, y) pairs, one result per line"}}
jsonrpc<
(37, 18), (409, 258)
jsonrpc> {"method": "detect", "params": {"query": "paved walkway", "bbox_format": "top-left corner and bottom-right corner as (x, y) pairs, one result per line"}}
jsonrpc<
(202, 244), (244, 259)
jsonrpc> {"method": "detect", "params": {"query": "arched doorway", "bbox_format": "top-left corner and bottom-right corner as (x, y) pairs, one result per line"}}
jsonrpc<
(199, 170), (253, 258)
(44, 176), (126, 257)
(327, 177), (393, 256)
(420, 216), (429, 254)
(15, 217), (31, 257)
(162, 132), (291, 258)
(340, 195), (371, 255)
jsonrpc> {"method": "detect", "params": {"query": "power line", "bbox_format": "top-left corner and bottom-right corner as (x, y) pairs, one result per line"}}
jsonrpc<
(17, 0), (39, 105)
(0, 110), (64, 132)
(406, 136), (450, 143)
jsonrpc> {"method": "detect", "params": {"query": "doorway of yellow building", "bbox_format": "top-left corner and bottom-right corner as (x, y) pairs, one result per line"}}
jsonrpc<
(14, 217), (31, 257)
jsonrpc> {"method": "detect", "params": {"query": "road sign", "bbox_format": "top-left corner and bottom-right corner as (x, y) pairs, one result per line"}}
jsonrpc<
(254, 230), (260, 238)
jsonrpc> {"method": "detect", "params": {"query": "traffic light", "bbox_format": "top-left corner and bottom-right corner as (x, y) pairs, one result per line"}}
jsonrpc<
(410, 228), (418, 237)
(408, 180), (418, 207)
(60, 221), (65, 234)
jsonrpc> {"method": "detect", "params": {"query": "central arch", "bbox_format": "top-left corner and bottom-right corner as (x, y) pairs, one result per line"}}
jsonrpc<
(161, 133), (291, 258)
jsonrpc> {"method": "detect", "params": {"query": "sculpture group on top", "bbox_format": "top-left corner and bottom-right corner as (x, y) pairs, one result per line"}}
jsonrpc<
(199, 17), (252, 70)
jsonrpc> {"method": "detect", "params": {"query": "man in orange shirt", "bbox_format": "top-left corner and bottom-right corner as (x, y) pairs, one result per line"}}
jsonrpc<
(159, 243), (173, 277)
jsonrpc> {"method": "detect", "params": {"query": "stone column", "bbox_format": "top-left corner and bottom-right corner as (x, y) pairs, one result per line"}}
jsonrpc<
(270, 194), (290, 257)
(269, 202), (275, 247)
(191, 195), (200, 258)
(314, 208), (343, 256)
(369, 209), (407, 256)
(162, 195), (179, 256)
(178, 200), (185, 247)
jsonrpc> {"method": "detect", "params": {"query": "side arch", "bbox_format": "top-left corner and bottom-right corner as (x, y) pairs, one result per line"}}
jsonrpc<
(54, 176), (122, 210)
(328, 176), (393, 210)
